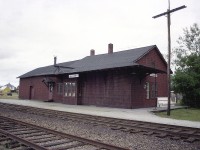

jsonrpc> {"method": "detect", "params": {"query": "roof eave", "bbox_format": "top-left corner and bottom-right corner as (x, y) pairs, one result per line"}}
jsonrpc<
(133, 65), (167, 74)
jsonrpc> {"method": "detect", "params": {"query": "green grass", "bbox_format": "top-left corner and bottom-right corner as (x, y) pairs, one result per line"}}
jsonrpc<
(155, 108), (200, 122)
(0, 92), (19, 99)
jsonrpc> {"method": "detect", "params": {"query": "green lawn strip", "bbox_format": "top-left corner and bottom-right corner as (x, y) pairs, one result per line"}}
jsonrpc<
(155, 108), (200, 122)
(0, 93), (19, 99)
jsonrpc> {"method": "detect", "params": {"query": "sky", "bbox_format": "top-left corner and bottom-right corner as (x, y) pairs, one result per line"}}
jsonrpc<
(0, 0), (200, 87)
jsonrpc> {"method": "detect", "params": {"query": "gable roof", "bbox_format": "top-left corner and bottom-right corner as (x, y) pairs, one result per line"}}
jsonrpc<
(0, 83), (16, 91)
(18, 45), (164, 78)
(18, 61), (77, 78)
(70, 45), (154, 73)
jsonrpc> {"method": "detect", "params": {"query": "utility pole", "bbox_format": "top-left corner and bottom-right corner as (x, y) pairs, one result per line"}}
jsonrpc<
(152, 2), (186, 116)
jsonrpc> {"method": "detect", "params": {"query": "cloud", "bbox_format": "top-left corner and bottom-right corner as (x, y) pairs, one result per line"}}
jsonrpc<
(0, 0), (200, 87)
(0, 49), (17, 59)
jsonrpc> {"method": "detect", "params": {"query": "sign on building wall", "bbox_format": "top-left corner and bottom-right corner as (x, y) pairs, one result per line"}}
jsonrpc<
(69, 74), (79, 78)
(150, 73), (157, 77)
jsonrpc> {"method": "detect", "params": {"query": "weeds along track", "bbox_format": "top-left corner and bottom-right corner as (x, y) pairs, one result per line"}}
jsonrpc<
(0, 102), (200, 144)
(0, 115), (128, 150)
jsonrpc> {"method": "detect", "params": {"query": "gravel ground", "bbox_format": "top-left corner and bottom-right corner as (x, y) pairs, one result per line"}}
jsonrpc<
(0, 108), (200, 150)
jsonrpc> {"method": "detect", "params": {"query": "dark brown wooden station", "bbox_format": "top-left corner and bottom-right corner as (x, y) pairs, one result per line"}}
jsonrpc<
(18, 44), (167, 109)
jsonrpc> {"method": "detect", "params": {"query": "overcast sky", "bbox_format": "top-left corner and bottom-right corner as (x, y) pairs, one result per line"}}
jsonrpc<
(0, 0), (200, 87)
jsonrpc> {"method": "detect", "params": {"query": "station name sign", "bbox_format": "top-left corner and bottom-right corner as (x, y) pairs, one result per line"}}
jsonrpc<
(150, 73), (157, 77)
(69, 74), (79, 78)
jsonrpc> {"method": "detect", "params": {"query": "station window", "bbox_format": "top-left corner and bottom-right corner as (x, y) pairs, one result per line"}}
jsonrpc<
(57, 83), (63, 95)
(64, 82), (76, 97)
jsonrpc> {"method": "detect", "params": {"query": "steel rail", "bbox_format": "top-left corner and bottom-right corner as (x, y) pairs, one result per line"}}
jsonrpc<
(0, 103), (200, 142)
(0, 128), (47, 150)
(0, 115), (129, 150)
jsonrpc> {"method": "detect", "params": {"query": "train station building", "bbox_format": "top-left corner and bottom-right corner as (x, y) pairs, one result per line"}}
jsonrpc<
(18, 44), (168, 109)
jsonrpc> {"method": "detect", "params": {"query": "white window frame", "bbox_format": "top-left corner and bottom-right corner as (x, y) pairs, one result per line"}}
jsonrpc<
(146, 82), (150, 99)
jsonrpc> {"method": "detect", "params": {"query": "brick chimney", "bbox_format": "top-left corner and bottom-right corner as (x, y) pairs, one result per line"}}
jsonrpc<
(90, 49), (95, 56)
(54, 56), (57, 66)
(108, 43), (113, 54)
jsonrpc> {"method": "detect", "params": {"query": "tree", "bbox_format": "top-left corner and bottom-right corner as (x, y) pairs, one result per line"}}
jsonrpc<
(172, 23), (200, 107)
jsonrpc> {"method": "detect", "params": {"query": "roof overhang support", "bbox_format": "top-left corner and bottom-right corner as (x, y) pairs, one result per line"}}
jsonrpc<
(131, 65), (167, 83)
(42, 77), (55, 88)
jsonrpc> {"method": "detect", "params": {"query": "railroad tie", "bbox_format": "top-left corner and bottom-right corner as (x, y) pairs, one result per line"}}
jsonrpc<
(120, 128), (133, 132)
(39, 139), (70, 147)
(110, 126), (124, 130)
(170, 136), (180, 140)
(143, 131), (155, 136)
(129, 129), (142, 133)
(31, 136), (60, 143)
(184, 137), (199, 143)
(180, 130), (196, 134)
(5, 141), (20, 149)
(0, 137), (10, 142)
(155, 133), (168, 138)
(58, 142), (85, 150)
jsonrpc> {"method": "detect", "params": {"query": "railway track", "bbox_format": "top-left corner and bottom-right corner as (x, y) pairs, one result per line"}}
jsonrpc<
(0, 115), (128, 150)
(0, 102), (200, 144)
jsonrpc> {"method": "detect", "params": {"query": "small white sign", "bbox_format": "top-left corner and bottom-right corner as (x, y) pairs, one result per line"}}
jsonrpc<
(69, 74), (79, 78)
(150, 73), (157, 77)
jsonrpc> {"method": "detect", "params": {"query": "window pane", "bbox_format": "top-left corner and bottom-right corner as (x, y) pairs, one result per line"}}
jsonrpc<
(72, 83), (76, 97)
(146, 82), (150, 99)
(64, 83), (68, 96)
(68, 83), (71, 96)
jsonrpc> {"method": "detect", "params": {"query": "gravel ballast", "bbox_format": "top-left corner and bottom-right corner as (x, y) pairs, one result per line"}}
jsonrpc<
(0, 108), (199, 150)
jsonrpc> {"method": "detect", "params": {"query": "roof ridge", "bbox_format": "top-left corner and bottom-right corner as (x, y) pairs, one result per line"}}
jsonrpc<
(84, 45), (156, 58)
(18, 45), (158, 78)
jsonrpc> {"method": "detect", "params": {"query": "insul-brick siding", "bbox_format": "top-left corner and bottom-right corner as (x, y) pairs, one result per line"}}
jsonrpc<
(19, 77), (49, 100)
(136, 47), (168, 107)
(79, 70), (132, 108)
